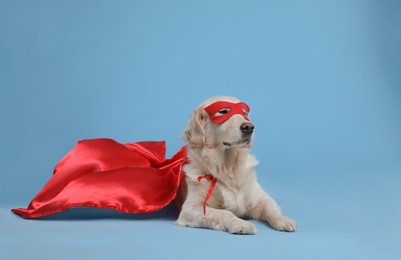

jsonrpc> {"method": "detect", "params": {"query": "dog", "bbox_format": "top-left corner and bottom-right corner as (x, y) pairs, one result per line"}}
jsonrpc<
(176, 96), (297, 234)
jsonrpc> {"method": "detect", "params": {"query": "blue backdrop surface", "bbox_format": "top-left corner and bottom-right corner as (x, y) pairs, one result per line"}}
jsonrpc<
(1, 1), (400, 259)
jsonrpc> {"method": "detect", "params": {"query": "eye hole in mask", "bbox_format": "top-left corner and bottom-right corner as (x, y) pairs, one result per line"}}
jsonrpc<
(216, 108), (231, 116)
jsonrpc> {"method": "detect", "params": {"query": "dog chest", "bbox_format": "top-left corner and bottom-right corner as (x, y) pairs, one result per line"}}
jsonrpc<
(214, 184), (249, 217)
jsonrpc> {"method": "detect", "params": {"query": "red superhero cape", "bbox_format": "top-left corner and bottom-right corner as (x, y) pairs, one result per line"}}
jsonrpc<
(12, 138), (187, 218)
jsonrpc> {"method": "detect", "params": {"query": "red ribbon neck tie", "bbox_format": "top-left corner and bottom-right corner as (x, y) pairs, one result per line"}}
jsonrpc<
(197, 174), (217, 216)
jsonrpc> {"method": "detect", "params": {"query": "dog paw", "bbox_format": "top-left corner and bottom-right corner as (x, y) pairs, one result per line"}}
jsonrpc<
(268, 215), (297, 232)
(227, 220), (257, 235)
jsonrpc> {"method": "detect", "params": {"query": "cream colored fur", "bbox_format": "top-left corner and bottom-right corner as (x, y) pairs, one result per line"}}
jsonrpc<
(176, 96), (297, 234)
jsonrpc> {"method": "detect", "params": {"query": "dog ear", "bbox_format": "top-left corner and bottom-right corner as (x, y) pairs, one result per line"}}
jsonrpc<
(183, 107), (207, 148)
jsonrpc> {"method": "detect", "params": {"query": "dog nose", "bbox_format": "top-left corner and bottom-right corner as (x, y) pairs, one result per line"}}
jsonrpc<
(240, 123), (254, 134)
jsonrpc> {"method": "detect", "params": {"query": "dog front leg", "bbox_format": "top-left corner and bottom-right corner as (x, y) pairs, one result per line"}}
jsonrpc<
(176, 204), (256, 235)
(249, 194), (297, 232)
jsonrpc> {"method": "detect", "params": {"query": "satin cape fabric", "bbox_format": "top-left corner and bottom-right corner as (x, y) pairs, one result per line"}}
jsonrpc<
(12, 138), (187, 218)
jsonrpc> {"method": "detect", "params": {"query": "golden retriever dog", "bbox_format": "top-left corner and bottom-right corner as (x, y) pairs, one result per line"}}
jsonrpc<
(176, 96), (297, 234)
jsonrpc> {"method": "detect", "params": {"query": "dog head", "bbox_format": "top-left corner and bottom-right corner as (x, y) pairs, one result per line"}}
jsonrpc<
(183, 96), (254, 149)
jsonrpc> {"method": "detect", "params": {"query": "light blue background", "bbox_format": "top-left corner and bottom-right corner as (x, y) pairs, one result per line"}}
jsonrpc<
(1, 1), (400, 259)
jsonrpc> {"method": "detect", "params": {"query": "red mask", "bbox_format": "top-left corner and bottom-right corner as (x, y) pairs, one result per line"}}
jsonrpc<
(204, 101), (250, 124)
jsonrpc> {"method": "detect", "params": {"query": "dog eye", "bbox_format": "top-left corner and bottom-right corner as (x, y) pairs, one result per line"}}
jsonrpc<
(243, 109), (249, 116)
(217, 108), (230, 115)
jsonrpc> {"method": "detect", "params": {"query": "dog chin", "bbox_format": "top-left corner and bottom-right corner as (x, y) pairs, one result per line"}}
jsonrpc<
(223, 139), (252, 149)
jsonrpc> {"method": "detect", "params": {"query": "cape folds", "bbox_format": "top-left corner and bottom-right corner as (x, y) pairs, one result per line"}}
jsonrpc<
(12, 138), (187, 218)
